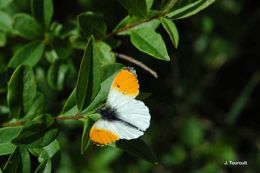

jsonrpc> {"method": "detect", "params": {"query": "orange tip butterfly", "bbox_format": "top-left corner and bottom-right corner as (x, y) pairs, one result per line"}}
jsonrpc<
(89, 67), (151, 145)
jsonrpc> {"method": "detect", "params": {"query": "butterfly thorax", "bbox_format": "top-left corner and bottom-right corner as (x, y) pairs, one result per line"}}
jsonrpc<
(97, 106), (119, 121)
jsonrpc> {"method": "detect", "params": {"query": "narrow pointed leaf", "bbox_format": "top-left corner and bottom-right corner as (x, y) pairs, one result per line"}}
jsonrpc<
(160, 17), (179, 48)
(31, 0), (54, 29)
(7, 65), (37, 118)
(166, 0), (216, 19)
(76, 36), (101, 111)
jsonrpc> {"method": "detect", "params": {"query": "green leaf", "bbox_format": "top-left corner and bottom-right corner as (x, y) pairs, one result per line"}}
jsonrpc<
(166, 0), (216, 20)
(83, 63), (122, 113)
(20, 148), (31, 173)
(7, 65), (37, 118)
(96, 41), (115, 65)
(61, 89), (77, 114)
(76, 36), (101, 111)
(24, 92), (45, 120)
(179, 117), (204, 148)
(47, 62), (70, 90)
(130, 28), (170, 61)
(34, 160), (52, 173)
(117, 0), (147, 18)
(31, 0), (54, 29)
(29, 139), (60, 160)
(0, 126), (22, 143)
(13, 13), (42, 40)
(0, 31), (6, 47)
(81, 118), (92, 154)
(146, 0), (154, 10)
(115, 16), (160, 36)
(0, 0), (13, 9)
(12, 114), (58, 148)
(0, 127), (21, 155)
(0, 143), (16, 156)
(227, 72), (260, 124)
(77, 12), (107, 39)
(100, 63), (123, 81)
(160, 17), (179, 48)
(8, 41), (45, 68)
(3, 148), (21, 173)
(0, 11), (12, 32)
(116, 139), (158, 164)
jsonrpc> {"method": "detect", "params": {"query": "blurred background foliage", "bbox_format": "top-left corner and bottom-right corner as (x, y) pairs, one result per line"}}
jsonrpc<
(0, 0), (260, 172)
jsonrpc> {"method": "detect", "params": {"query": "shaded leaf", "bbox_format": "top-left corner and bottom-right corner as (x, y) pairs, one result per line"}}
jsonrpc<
(47, 62), (70, 90)
(8, 41), (45, 68)
(61, 89), (77, 114)
(130, 28), (170, 61)
(116, 139), (158, 164)
(24, 92), (45, 120)
(13, 13), (42, 40)
(31, 0), (54, 29)
(3, 148), (21, 173)
(81, 118), (92, 154)
(77, 12), (107, 39)
(7, 65), (37, 118)
(166, 0), (216, 19)
(160, 17), (179, 48)
(76, 36), (101, 111)
(12, 114), (58, 148)
(117, 0), (147, 18)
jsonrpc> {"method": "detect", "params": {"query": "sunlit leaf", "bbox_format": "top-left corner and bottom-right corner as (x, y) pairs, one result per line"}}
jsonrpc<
(166, 0), (216, 19)
(130, 28), (170, 61)
(160, 17), (179, 48)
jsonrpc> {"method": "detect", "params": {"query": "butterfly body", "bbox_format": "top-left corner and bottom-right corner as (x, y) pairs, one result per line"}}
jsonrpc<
(90, 67), (151, 145)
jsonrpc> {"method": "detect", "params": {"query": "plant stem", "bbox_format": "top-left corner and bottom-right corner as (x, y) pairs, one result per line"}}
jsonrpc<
(115, 52), (158, 78)
(1, 114), (85, 127)
(105, 12), (166, 39)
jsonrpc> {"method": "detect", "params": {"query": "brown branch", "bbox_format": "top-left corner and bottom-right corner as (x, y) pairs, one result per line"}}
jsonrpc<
(115, 52), (158, 78)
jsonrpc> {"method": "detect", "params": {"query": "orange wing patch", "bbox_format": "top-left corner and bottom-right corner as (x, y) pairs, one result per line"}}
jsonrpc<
(90, 127), (119, 145)
(111, 67), (139, 97)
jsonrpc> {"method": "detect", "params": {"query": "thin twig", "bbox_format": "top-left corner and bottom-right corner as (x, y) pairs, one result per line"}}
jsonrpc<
(115, 52), (158, 78)
(1, 115), (85, 127)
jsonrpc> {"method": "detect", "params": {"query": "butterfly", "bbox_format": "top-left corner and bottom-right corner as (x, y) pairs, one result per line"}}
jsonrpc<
(89, 67), (151, 145)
